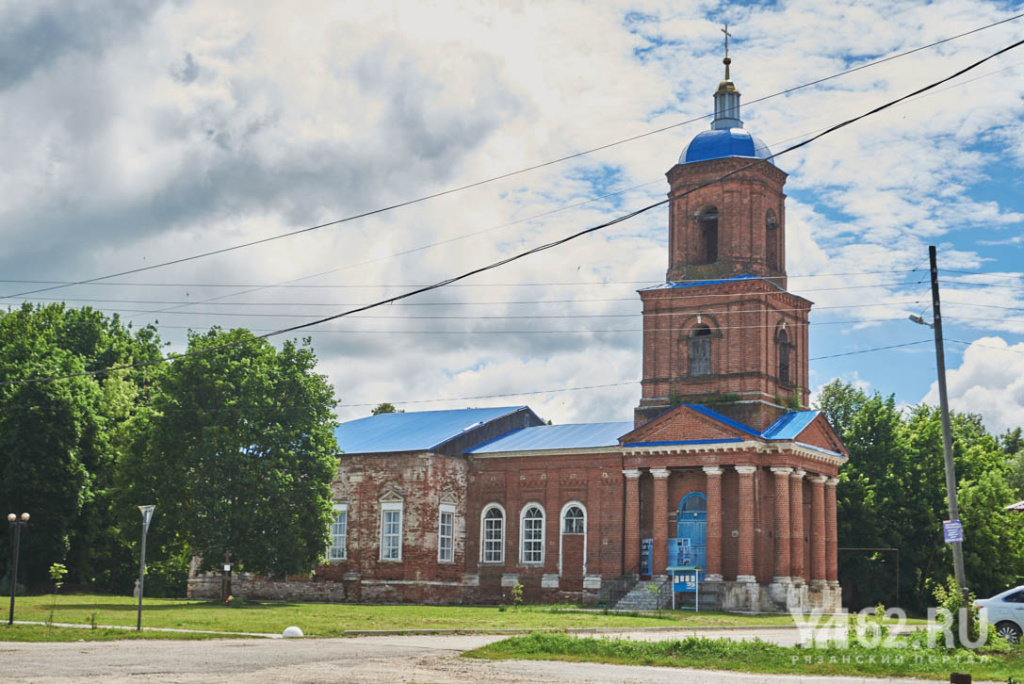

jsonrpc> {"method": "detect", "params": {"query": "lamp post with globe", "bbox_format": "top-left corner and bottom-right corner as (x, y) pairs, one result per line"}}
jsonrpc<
(7, 512), (30, 626)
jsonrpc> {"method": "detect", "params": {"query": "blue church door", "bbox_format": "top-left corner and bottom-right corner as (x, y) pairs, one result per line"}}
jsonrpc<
(672, 493), (707, 570)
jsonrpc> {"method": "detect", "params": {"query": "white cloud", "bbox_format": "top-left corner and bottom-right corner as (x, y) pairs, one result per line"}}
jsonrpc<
(0, 0), (1021, 432)
(922, 337), (1024, 434)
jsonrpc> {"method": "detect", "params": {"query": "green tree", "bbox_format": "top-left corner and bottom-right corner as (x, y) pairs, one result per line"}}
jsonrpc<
(833, 392), (918, 610)
(1002, 428), (1024, 499)
(0, 303), (162, 590)
(813, 379), (867, 438)
(825, 379), (1024, 612)
(371, 402), (402, 415)
(958, 469), (1024, 595)
(129, 328), (338, 578)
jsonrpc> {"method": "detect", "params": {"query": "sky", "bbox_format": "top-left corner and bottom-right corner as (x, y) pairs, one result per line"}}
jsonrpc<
(0, 0), (1022, 434)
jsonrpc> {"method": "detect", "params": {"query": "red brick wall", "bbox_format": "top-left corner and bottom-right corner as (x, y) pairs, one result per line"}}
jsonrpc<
(321, 452), (468, 601)
(637, 281), (811, 423)
(297, 450), (844, 604)
(665, 157), (788, 283)
(465, 452), (625, 599)
(636, 154), (813, 425)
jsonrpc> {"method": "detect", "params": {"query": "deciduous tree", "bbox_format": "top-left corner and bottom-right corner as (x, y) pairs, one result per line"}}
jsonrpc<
(130, 328), (338, 578)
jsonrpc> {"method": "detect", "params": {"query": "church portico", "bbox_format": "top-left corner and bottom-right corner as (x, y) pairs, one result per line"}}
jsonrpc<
(616, 435), (842, 612)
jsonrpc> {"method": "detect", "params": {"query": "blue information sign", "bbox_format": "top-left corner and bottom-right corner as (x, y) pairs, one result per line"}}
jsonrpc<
(943, 519), (964, 544)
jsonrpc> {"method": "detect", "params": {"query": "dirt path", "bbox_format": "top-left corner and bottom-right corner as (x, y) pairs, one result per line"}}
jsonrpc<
(0, 630), (985, 683)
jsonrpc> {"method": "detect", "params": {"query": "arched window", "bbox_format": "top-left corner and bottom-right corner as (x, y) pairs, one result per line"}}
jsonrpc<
(680, 493), (707, 513)
(778, 328), (791, 385)
(562, 505), (585, 534)
(520, 505), (545, 564)
(766, 209), (780, 271)
(689, 325), (712, 376)
(695, 206), (718, 265)
(481, 505), (505, 564)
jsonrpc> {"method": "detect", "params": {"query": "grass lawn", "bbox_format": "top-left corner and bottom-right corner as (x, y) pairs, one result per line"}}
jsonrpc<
(9, 595), (802, 638)
(465, 633), (1024, 681)
(0, 623), (247, 642)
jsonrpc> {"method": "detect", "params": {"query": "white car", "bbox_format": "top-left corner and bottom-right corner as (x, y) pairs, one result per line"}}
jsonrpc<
(974, 586), (1024, 643)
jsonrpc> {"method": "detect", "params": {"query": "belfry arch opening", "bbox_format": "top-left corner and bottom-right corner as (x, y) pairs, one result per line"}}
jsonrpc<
(689, 325), (712, 376)
(778, 327), (791, 385)
(766, 209), (780, 271)
(695, 206), (719, 265)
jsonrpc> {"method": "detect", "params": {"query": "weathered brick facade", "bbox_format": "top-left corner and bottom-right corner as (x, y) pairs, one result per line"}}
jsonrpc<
(189, 62), (846, 613)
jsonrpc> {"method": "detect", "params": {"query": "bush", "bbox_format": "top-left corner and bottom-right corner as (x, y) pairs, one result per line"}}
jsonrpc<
(931, 575), (980, 649)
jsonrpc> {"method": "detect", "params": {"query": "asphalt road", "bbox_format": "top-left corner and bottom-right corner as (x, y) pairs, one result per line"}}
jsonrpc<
(0, 629), (992, 683)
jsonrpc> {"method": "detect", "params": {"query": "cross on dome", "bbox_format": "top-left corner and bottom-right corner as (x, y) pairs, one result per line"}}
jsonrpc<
(677, 26), (774, 165)
(722, 24), (732, 78)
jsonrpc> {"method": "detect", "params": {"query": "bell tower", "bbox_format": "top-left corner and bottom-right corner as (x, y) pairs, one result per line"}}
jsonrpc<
(635, 47), (811, 430)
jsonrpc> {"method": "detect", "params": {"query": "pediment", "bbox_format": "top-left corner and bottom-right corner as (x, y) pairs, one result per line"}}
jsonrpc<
(621, 404), (758, 445)
(793, 414), (848, 457)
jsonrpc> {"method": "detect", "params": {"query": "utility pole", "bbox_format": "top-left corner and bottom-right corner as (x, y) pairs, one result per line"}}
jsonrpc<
(925, 246), (969, 597)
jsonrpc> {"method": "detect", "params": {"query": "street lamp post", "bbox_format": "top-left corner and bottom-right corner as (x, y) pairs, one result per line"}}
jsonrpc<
(909, 245), (969, 601)
(7, 512), (30, 626)
(137, 505), (155, 632)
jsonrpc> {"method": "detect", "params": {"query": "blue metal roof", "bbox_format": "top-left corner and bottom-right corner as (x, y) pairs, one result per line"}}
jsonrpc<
(335, 406), (529, 454)
(685, 403), (764, 437)
(639, 274), (780, 292)
(680, 128), (774, 165)
(467, 422), (633, 454)
(762, 411), (821, 440)
(795, 441), (845, 458)
(623, 438), (744, 447)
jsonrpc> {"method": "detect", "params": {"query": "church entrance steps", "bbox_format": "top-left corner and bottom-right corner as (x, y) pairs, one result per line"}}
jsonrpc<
(611, 577), (672, 611)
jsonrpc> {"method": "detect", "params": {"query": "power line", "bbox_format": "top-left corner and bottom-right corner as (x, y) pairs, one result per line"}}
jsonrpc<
(945, 338), (1024, 354)
(5, 37), (1022, 388)
(3, 337), (944, 414)
(0, 294), (930, 310)
(123, 180), (666, 325)
(0, 278), (933, 310)
(945, 301), (1024, 312)
(136, 56), (1013, 326)
(146, 314), (1015, 336)
(940, 269), (1024, 281)
(5, 14), (1021, 301)
(0, 269), (932, 290)
(38, 299), (928, 321)
(809, 340), (933, 360)
(122, 49), (1024, 325)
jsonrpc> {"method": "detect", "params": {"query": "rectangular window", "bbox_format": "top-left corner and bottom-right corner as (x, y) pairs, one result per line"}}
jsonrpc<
(380, 502), (403, 562)
(329, 503), (348, 561)
(438, 504), (455, 563)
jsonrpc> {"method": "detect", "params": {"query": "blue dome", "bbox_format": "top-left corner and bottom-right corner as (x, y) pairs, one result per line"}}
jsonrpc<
(680, 128), (773, 165)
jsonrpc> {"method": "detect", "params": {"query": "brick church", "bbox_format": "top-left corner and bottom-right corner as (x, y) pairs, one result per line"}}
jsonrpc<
(191, 55), (847, 613)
